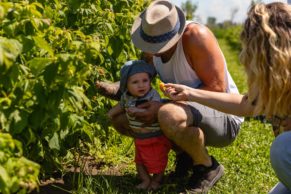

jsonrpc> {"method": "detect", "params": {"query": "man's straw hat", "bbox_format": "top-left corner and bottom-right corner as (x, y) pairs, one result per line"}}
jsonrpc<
(131, 0), (186, 54)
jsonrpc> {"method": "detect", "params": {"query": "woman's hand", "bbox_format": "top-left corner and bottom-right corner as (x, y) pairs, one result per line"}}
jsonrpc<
(162, 83), (191, 101)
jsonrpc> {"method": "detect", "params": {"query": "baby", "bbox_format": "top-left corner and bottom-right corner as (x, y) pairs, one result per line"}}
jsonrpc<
(107, 60), (171, 190)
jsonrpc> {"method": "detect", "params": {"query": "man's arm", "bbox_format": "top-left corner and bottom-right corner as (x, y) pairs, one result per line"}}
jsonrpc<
(182, 23), (226, 92)
(133, 101), (163, 124)
(107, 103), (124, 120)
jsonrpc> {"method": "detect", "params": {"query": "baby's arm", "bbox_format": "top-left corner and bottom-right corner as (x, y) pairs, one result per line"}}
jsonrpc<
(107, 103), (124, 120)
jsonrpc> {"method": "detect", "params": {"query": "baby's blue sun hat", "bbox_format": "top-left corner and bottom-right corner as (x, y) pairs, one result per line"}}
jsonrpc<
(119, 60), (156, 93)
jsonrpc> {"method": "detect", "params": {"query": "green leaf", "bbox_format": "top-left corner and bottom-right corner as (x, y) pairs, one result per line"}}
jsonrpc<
(29, 108), (45, 128)
(105, 23), (114, 33)
(24, 20), (36, 35)
(43, 63), (58, 86)
(110, 37), (123, 58)
(89, 42), (100, 52)
(0, 38), (22, 69)
(60, 112), (70, 131)
(107, 45), (113, 55)
(9, 110), (28, 135)
(28, 57), (53, 76)
(81, 125), (93, 142)
(60, 128), (69, 140)
(47, 132), (60, 151)
(19, 35), (34, 53)
(47, 87), (64, 109)
(33, 36), (54, 56)
(71, 41), (83, 50)
(33, 82), (46, 106)
(0, 165), (9, 191)
(68, 87), (91, 110)
(25, 128), (37, 146)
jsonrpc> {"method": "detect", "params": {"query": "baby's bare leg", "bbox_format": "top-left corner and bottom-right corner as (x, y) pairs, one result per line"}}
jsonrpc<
(136, 164), (150, 189)
(149, 172), (164, 190)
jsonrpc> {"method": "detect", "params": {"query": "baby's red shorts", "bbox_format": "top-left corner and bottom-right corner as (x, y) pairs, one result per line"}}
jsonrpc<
(134, 135), (172, 174)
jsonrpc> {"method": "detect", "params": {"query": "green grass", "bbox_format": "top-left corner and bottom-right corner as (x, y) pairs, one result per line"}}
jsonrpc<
(208, 119), (277, 193)
(75, 39), (278, 193)
(218, 38), (247, 94)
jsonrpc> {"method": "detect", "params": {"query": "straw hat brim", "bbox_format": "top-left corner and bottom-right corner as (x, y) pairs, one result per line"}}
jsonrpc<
(131, 5), (186, 54)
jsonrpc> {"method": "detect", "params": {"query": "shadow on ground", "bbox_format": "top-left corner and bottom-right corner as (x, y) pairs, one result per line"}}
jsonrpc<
(31, 172), (187, 194)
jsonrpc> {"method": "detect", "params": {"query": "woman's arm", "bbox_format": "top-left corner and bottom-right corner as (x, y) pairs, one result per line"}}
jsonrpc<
(163, 83), (254, 117)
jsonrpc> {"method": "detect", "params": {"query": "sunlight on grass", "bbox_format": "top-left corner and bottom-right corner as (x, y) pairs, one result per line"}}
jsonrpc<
(218, 39), (248, 94)
(208, 119), (277, 193)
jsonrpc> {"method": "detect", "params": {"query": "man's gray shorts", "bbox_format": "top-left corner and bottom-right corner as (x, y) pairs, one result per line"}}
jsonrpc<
(186, 101), (243, 147)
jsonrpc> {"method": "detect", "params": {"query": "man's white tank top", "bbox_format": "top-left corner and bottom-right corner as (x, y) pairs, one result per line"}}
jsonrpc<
(153, 22), (240, 95)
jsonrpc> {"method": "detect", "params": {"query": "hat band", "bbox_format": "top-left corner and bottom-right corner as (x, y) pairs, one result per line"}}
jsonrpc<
(140, 21), (180, 43)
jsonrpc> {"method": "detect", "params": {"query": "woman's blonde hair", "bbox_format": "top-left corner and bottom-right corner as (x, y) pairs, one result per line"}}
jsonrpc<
(240, 2), (291, 118)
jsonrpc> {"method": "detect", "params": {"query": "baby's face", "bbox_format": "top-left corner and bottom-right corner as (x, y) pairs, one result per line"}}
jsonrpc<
(127, 72), (151, 97)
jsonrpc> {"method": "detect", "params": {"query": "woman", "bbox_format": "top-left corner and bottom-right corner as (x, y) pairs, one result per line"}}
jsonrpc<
(162, 2), (291, 193)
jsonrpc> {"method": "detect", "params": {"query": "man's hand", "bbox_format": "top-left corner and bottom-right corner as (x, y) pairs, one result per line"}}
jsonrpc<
(127, 107), (146, 113)
(130, 101), (162, 124)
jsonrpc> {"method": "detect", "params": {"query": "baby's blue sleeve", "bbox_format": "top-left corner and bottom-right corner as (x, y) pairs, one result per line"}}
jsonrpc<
(150, 89), (161, 102)
(120, 93), (126, 109)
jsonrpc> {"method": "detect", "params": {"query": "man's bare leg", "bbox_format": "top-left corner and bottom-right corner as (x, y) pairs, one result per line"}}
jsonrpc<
(158, 102), (225, 192)
(158, 102), (212, 166)
(136, 164), (151, 189)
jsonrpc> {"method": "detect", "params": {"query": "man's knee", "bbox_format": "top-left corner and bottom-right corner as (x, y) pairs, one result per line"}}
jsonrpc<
(159, 103), (186, 127)
(158, 103), (177, 121)
(270, 132), (291, 188)
(158, 103), (194, 138)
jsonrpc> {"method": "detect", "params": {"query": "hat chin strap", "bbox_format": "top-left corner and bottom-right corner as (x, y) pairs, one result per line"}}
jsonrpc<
(140, 21), (180, 43)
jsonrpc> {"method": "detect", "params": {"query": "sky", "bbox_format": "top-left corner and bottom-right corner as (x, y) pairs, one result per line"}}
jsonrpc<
(171, 0), (288, 24)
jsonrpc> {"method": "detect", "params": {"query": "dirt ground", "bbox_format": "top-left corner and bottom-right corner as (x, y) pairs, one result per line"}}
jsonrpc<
(31, 156), (130, 194)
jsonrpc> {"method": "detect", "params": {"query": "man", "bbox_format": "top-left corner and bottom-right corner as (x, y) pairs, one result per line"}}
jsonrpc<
(98, 0), (243, 192)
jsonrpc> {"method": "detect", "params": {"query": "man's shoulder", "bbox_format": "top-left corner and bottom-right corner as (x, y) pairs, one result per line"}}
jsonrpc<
(183, 23), (209, 38)
(182, 23), (216, 55)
